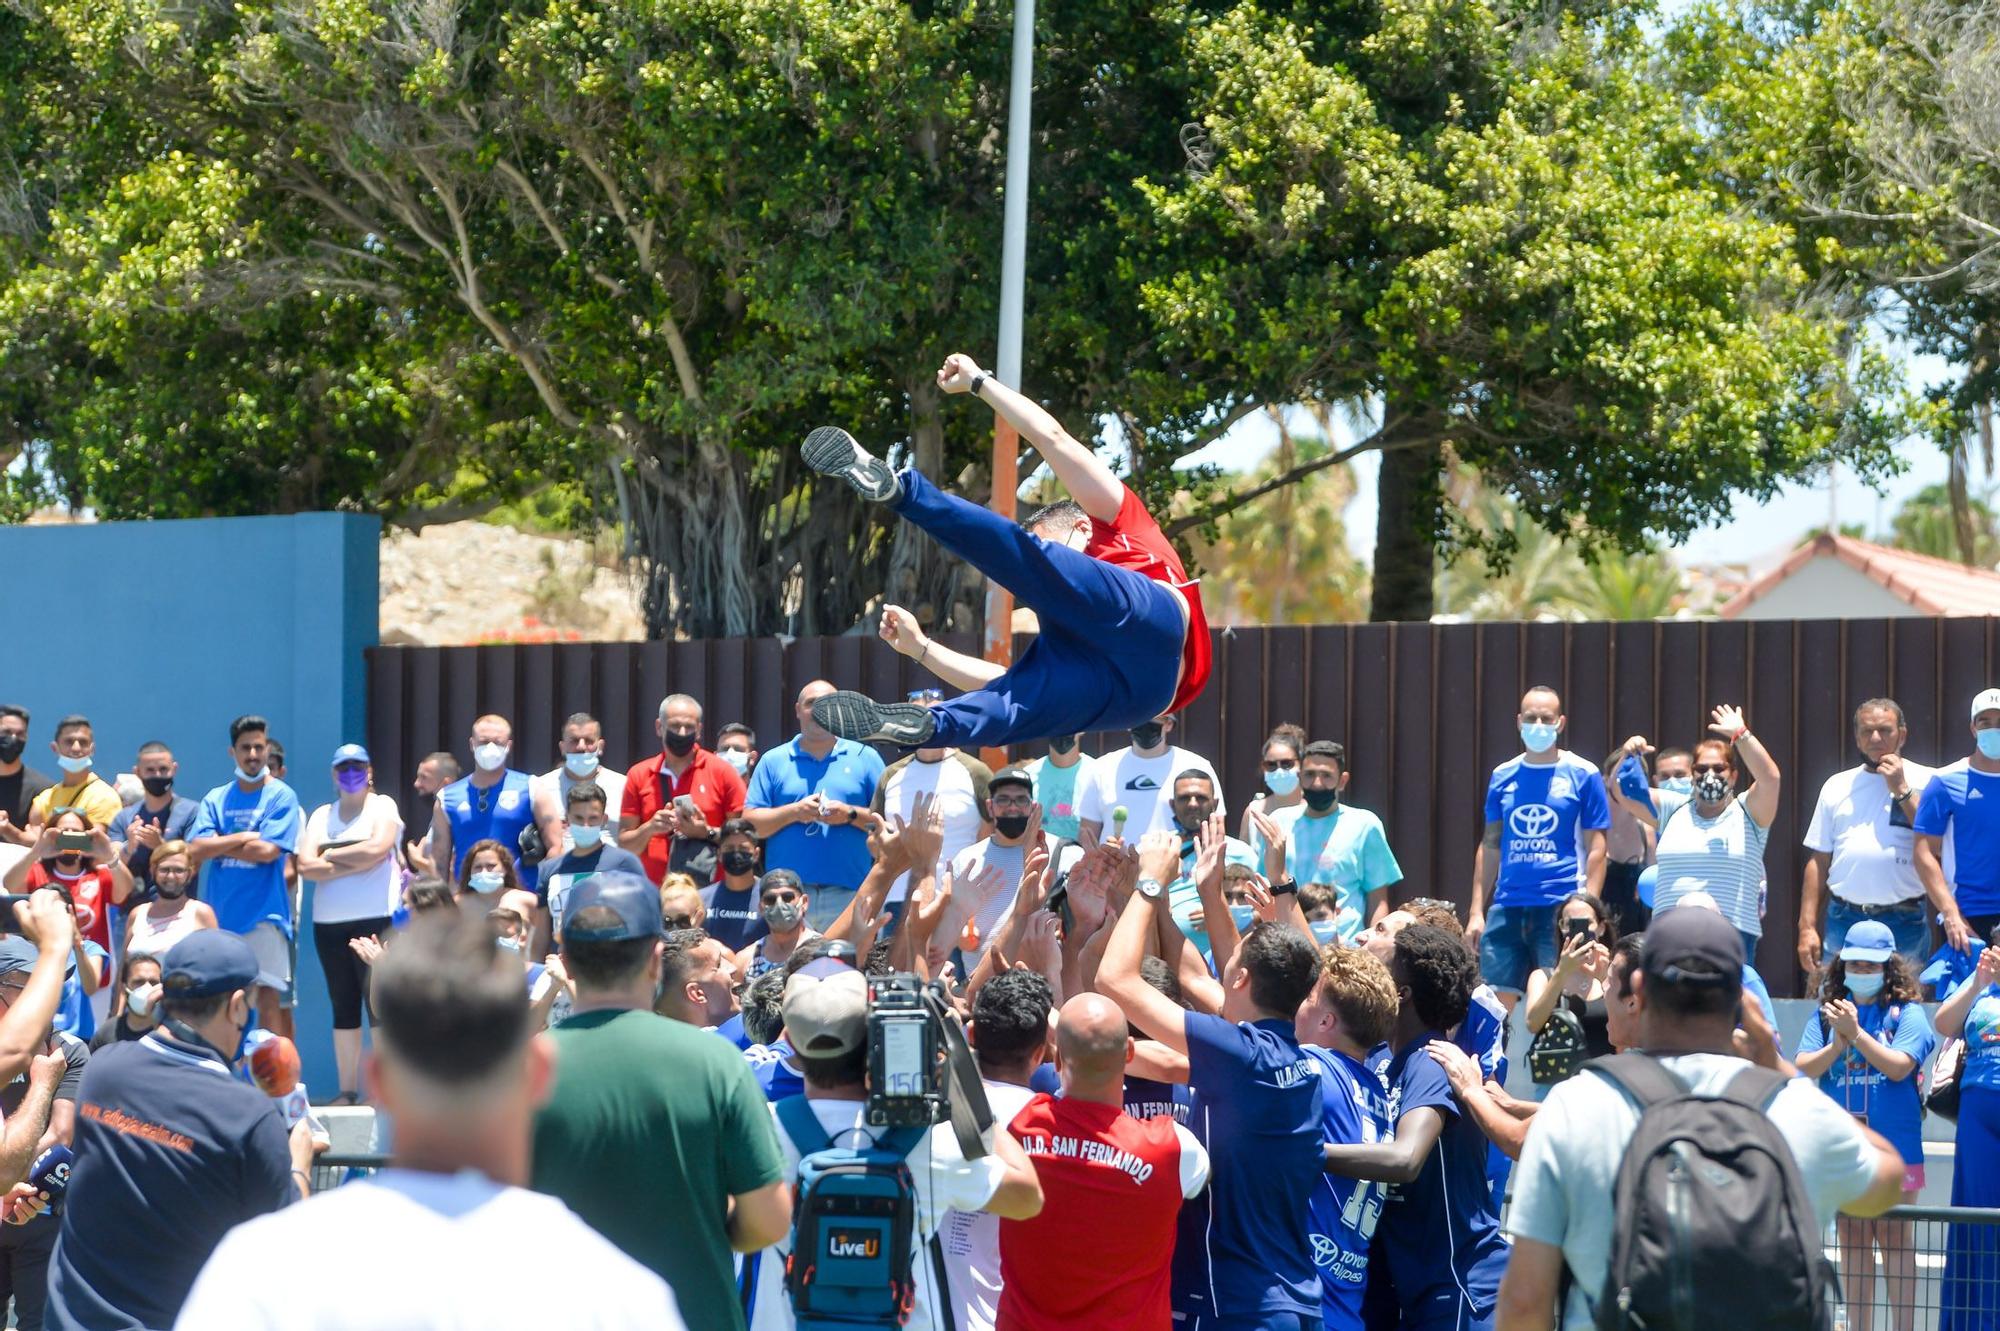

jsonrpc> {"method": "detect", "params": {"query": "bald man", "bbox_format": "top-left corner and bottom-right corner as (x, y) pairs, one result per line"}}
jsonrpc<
(431, 713), (560, 882)
(996, 994), (1210, 1329)
(741, 682), (886, 930)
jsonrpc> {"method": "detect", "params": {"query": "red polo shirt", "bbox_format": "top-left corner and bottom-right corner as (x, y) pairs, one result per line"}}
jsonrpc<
(620, 747), (746, 884)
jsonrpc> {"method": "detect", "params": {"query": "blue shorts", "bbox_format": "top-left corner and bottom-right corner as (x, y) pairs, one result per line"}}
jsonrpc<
(1824, 896), (1930, 965)
(1477, 904), (1559, 995)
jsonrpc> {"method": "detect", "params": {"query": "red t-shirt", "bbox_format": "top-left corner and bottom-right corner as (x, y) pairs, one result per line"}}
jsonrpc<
(26, 861), (114, 952)
(620, 748), (746, 884)
(1084, 486), (1212, 713)
(997, 1093), (1197, 1331)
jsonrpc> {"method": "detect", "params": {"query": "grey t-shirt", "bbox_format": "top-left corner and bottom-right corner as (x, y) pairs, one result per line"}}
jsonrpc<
(1506, 1053), (1881, 1327)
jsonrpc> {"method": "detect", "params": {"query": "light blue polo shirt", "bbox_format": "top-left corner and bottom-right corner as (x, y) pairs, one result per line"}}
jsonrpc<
(744, 737), (885, 890)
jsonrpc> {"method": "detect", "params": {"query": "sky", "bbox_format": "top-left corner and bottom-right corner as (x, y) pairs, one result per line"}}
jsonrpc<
(1164, 345), (1972, 572)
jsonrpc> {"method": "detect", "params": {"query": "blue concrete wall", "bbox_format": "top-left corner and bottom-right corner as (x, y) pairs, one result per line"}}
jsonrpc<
(0, 512), (378, 1090)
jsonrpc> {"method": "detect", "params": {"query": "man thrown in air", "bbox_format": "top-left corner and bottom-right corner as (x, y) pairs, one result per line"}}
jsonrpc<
(802, 353), (1211, 749)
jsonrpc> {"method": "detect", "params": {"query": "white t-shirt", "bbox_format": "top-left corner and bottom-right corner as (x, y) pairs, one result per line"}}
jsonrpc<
(533, 764), (627, 830)
(304, 795), (405, 925)
(1802, 761), (1938, 906)
(880, 753), (989, 903)
(175, 1168), (685, 1330)
(1506, 1053), (1882, 1328)
(750, 1099), (1008, 1331)
(1074, 745), (1224, 841)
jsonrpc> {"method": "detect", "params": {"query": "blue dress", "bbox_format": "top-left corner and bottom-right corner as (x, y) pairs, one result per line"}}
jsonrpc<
(1942, 979), (2000, 1331)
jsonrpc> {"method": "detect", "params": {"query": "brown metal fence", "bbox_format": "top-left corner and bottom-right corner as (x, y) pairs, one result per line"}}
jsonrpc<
(366, 615), (2000, 996)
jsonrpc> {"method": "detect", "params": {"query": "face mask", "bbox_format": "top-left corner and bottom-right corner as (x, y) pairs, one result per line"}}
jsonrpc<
(1303, 787), (1339, 813)
(231, 1006), (258, 1064)
(721, 849), (757, 876)
(1265, 768), (1300, 797)
(56, 755), (92, 775)
(720, 748), (751, 775)
(1978, 730), (2000, 761)
(565, 751), (601, 778)
(467, 869), (506, 895)
(1659, 776), (1693, 795)
(472, 742), (508, 772)
(233, 764), (262, 783)
(0, 735), (21, 764)
(1228, 904), (1257, 932)
(1694, 771), (1732, 803)
(1129, 722), (1165, 749)
(1845, 971), (1885, 1001)
(763, 899), (805, 929)
(334, 767), (369, 794)
(496, 935), (526, 956)
(1309, 919), (1341, 946)
(662, 731), (696, 758)
(1519, 721), (1560, 754)
(126, 982), (161, 1018)
(1049, 735), (1079, 755)
(569, 824), (605, 850)
(141, 775), (173, 797)
(994, 814), (1031, 840)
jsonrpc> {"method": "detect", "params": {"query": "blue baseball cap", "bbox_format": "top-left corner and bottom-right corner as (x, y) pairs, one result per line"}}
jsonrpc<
(0, 937), (69, 981)
(1838, 920), (1897, 964)
(161, 931), (260, 999)
(331, 743), (371, 767)
(562, 872), (664, 943)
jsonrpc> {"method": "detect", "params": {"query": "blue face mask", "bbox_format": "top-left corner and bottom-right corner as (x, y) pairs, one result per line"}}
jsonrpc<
(1264, 768), (1300, 797)
(1228, 904), (1257, 932)
(570, 824), (605, 850)
(1519, 721), (1560, 754)
(564, 751), (601, 778)
(1659, 776), (1693, 795)
(56, 754), (91, 775)
(1978, 729), (2000, 761)
(235, 1007), (258, 1063)
(1309, 919), (1340, 946)
(1845, 971), (1885, 1001)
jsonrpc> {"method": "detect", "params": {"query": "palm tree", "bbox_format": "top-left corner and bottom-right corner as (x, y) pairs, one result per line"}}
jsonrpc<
(1553, 550), (1687, 621)
(1891, 482), (2000, 567)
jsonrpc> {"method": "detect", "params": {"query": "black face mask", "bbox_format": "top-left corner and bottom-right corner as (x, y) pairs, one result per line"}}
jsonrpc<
(1129, 722), (1165, 749)
(994, 814), (1031, 840)
(720, 849), (758, 877)
(141, 775), (174, 797)
(1302, 787), (1339, 813)
(0, 735), (22, 764)
(1048, 735), (1079, 755)
(662, 731), (697, 758)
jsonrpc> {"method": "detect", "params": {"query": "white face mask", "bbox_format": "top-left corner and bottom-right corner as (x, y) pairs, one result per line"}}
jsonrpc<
(473, 742), (509, 772)
(720, 748), (751, 776)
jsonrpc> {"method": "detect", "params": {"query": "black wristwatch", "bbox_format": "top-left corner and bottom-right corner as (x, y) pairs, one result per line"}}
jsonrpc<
(969, 372), (988, 397)
(1270, 878), (1299, 896)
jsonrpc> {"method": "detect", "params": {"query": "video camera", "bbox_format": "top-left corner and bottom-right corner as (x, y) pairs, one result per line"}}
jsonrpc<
(863, 973), (994, 1158)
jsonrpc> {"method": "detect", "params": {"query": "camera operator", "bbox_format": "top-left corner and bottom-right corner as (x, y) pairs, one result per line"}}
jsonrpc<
(44, 931), (322, 1330)
(748, 960), (1042, 1331)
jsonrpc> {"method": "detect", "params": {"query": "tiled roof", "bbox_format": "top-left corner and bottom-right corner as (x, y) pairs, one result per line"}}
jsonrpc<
(1719, 533), (2000, 618)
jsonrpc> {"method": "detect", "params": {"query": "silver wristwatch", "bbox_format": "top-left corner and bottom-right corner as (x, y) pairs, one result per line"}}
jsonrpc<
(1135, 875), (1166, 900)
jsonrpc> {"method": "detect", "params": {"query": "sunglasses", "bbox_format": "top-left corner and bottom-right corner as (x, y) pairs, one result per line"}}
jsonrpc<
(1262, 758), (1298, 771)
(762, 893), (801, 907)
(1693, 763), (1730, 776)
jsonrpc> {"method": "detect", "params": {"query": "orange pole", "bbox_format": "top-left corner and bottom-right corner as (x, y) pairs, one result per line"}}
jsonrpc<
(980, 418), (1019, 772)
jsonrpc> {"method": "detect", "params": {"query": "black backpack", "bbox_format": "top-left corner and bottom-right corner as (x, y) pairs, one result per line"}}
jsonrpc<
(1584, 1053), (1837, 1331)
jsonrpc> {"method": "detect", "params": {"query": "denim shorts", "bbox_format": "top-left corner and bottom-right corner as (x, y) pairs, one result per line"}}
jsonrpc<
(1478, 903), (1559, 994)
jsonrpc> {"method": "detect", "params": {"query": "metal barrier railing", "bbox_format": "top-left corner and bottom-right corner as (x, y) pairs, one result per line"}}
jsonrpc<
(309, 1151), (389, 1195)
(1830, 1205), (2000, 1331)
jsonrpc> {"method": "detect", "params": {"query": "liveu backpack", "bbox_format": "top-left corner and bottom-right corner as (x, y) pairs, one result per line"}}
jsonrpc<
(1582, 1053), (1837, 1331)
(777, 1095), (947, 1330)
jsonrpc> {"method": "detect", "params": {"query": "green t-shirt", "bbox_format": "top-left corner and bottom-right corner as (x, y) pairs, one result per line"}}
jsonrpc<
(530, 1008), (784, 1331)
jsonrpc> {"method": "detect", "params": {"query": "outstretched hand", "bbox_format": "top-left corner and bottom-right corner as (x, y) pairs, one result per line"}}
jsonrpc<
(936, 354), (986, 394)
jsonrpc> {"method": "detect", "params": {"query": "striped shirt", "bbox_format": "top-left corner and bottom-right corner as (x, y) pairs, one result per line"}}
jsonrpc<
(1652, 790), (1770, 935)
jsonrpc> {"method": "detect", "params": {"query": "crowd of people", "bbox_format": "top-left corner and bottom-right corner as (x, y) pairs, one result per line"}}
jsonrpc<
(0, 674), (1991, 1331)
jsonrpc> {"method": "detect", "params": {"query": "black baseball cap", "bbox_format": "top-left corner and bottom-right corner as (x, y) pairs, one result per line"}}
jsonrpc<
(989, 767), (1035, 795)
(1641, 906), (1744, 992)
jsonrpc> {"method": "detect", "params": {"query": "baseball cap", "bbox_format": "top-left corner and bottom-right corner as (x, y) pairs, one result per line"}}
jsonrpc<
(783, 963), (869, 1057)
(1642, 905), (1744, 991)
(1838, 919), (1897, 964)
(562, 872), (664, 943)
(0, 938), (40, 980)
(161, 931), (261, 999)
(331, 743), (371, 767)
(1972, 687), (2000, 723)
(989, 766), (1034, 795)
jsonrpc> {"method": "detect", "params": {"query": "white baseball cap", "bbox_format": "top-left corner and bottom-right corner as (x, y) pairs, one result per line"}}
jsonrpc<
(1973, 687), (2000, 723)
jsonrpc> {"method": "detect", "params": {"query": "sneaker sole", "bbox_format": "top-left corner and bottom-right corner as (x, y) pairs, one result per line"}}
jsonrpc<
(802, 426), (899, 503)
(812, 691), (935, 747)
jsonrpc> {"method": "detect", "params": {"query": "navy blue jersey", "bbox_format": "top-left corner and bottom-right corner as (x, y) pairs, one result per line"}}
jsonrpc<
(1305, 1045), (1394, 1330)
(47, 1033), (292, 1330)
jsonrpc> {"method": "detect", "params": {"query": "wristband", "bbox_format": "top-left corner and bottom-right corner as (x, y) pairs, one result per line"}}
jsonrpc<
(1270, 878), (1299, 896)
(1729, 727), (1750, 744)
(969, 372), (988, 397)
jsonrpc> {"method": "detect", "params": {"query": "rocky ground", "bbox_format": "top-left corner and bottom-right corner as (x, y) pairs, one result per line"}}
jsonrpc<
(378, 522), (648, 646)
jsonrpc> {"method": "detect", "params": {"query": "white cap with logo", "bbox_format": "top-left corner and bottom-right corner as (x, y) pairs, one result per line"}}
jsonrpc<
(1973, 687), (2000, 723)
